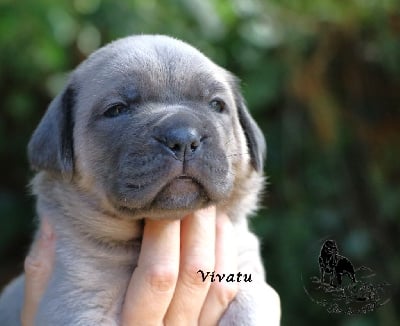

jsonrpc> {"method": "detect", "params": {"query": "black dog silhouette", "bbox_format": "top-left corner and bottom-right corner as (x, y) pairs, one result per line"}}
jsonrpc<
(319, 239), (356, 286)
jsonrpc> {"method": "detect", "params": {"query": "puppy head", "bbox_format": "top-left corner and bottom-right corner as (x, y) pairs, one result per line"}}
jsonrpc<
(28, 35), (266, 220)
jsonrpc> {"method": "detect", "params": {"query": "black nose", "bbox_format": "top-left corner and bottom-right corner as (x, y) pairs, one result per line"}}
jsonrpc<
(156, 127), (203, 160)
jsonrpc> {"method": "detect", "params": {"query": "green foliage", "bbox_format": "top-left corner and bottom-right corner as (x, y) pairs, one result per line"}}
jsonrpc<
(1, 0), (399, 324)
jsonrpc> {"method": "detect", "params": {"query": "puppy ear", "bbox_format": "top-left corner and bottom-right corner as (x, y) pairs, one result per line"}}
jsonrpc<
(28, 85), (75, 179)
(234, 88), (266, 172)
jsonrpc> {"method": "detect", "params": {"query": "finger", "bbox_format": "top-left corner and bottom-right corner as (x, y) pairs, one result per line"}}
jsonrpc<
(121, 219), (180, 326)
(21, 218), (55, 326)
(164, 206), (216, 326)
(199, 213), (238, 326)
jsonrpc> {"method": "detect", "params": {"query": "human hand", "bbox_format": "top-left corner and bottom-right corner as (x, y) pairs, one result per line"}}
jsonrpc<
(121, 206), (239, 325)
(21, 207), (239, 326)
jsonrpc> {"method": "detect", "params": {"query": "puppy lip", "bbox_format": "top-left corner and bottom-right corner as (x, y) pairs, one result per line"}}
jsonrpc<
(125, 183), (145, 190)
(124, 175), (197, 190)
(177, 175), (194, 180)
(175, 175), (205, 189)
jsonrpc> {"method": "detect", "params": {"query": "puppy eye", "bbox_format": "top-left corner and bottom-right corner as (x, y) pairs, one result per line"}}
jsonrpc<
(103, 104), (129, 118)
(209, 99), (226, 113)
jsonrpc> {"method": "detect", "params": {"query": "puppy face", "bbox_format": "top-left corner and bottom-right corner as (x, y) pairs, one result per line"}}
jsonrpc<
(28, 35), (266, 220)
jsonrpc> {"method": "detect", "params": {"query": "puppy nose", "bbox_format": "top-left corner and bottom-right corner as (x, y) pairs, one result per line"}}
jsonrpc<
(156, 127), (202, 160)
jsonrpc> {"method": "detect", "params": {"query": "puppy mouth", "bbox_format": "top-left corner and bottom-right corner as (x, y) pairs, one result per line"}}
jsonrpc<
(176, 175), (193, 180)
(119, 174), (210, 213)
(124, 175), (199, 191)
(165, 174), (204, 189)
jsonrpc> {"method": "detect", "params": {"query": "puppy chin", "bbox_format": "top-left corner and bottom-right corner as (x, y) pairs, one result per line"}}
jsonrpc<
(112, 177), (213, 220)
(151, 177), (210, 211)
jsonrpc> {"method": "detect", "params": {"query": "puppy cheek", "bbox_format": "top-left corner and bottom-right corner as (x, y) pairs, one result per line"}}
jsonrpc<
(72, 140), (112, 205)
(229, 139), (250, 179)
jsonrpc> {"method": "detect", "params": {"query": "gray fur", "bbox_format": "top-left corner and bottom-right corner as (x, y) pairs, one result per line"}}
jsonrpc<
(0, 35), (279, 325)
(28, 86), (75, 179)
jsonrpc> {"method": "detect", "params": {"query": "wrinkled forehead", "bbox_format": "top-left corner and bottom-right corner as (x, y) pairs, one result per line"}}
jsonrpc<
(73, 36), (232, 103)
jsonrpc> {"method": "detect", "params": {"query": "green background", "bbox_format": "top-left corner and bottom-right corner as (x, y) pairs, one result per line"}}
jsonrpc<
(0, 0), (399, 325)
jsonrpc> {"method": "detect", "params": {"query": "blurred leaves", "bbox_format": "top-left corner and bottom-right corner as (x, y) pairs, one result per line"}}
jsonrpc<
(1, 0), (400, 325)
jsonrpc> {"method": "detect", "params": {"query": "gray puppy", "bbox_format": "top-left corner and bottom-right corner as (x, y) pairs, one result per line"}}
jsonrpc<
(0, 35), (280, 325)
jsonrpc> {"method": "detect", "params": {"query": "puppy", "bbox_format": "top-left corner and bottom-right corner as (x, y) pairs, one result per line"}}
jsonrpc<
(0, 35), (280, 325)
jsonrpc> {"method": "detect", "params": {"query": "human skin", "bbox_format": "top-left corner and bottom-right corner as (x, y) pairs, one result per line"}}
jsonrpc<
(21, 207), (240, 326)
